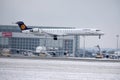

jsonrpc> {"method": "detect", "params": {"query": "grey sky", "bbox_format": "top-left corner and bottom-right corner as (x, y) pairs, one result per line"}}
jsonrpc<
(0, 0), (120, 48)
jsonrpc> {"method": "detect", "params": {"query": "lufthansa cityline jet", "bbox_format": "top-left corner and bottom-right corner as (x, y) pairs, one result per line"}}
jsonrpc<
(15, 21), (104, 40)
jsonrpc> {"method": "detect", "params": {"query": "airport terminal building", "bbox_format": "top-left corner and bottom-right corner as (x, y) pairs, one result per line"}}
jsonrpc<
(0, 25), (80, 56)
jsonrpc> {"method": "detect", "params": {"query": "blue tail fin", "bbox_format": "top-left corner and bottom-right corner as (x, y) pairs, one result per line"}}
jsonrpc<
(16, 21), (28, 30)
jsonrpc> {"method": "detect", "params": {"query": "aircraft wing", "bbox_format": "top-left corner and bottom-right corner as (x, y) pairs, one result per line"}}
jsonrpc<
(40, 31), (67, 36)
(40, 31), (68, 40)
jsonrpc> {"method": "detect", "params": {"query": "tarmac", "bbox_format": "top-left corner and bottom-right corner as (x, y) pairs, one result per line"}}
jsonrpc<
(1, 55), (120, 62)
(0, 57), (120, 80)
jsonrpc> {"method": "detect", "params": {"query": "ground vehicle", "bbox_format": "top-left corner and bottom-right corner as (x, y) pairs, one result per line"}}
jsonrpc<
(95, 53), (103, 58)
(95, 45), (103, 58)
(1, 48), (11, 57)
(36, 46), (51, 57)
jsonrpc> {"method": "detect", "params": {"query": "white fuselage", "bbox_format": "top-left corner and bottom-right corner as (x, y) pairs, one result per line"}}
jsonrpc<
(22, 28), (104, 36)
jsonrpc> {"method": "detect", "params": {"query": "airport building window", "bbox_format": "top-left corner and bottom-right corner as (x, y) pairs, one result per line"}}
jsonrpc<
(8, 37), (40, 50)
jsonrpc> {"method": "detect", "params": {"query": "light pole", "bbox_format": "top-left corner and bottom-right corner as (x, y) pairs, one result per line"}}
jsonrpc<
(116, 35), (119, 50)
(83, 36), (86, 57)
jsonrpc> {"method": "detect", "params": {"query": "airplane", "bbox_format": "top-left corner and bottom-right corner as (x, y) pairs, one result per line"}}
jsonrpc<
(15, 21), (104, 40)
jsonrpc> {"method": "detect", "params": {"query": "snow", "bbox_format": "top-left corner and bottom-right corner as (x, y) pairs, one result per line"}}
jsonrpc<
(0, 58), (120, 80)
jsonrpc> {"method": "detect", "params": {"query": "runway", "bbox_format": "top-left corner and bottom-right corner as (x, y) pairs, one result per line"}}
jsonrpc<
(0, 57), (120, 80)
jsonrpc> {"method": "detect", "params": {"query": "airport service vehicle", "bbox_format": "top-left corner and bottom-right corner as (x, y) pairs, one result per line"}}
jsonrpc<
(1, 48), (11, 57)
(35, 46), (51, 57)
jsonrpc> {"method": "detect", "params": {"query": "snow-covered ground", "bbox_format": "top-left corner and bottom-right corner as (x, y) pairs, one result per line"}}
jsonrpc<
(0, 58), (120, 80)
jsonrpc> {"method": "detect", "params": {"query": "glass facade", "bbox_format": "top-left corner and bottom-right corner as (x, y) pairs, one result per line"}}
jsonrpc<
(64, 39), (73, 54)
(0, 37), (9, 48)
(9, 37), (39, 50)
(0, 25), (79, 56)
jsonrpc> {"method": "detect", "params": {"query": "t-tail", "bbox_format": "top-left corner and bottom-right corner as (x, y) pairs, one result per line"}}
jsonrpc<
(16, 21), (31, 30)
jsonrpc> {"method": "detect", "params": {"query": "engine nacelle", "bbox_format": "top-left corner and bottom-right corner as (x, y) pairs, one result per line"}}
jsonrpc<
(29, 28), (43, 33)
(32, 28), (39, 32)
(22, 30), (30, 33)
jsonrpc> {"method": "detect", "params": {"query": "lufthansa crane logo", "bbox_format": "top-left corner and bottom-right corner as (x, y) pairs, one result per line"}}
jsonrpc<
(21, 24), (26, 30)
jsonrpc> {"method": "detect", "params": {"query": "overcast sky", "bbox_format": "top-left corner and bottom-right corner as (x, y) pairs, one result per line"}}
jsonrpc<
(0, 0), (120, 49)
